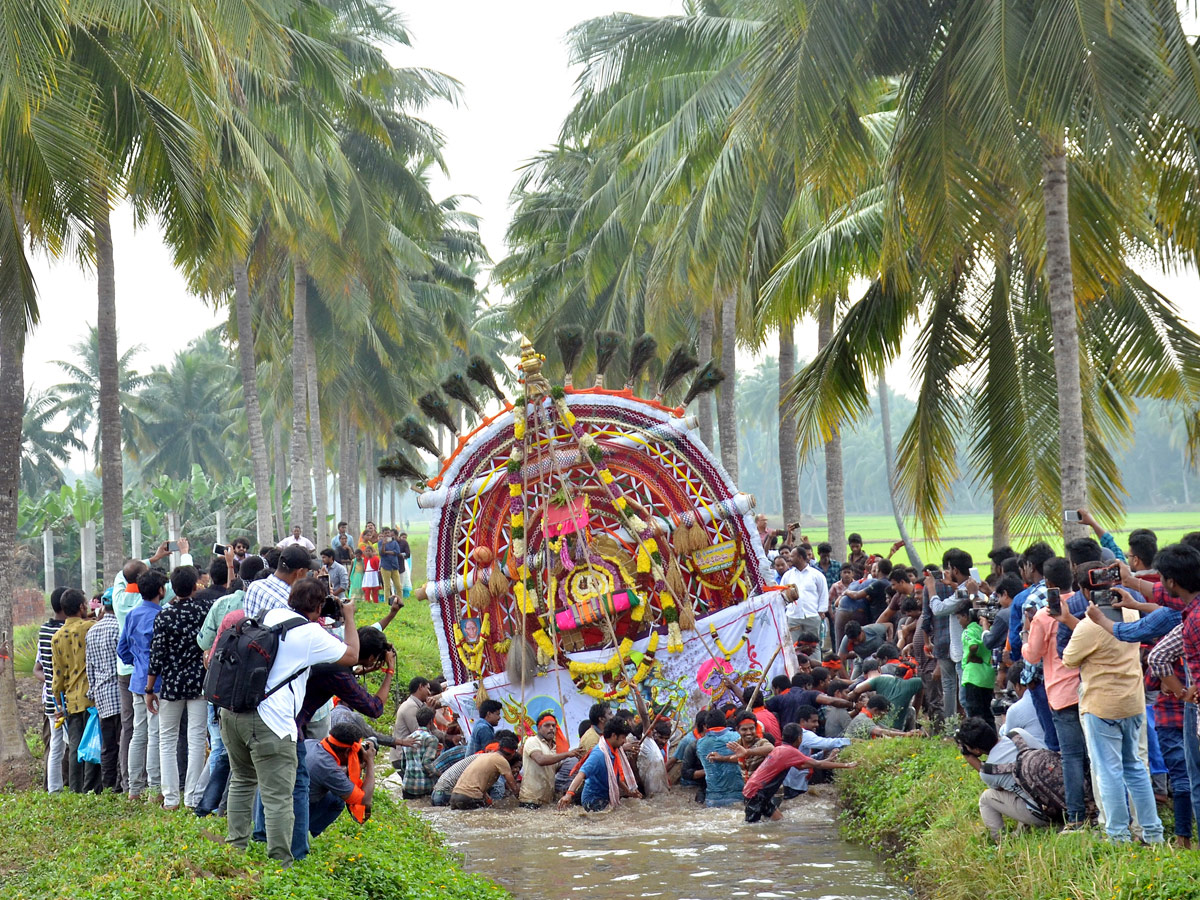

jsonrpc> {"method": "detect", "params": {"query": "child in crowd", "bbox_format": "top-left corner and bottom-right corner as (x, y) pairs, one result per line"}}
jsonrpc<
(361, 545), (382, 603)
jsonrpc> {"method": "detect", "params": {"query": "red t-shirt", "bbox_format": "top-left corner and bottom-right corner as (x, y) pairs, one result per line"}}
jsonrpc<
(752, 706), (782, 743)
(742, 744), (814, 799)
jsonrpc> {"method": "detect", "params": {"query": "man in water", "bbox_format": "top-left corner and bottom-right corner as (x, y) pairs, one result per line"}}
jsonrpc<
(449, 732), (520, 810)
(519, 712), (581, 808)
(559, 718), (640, 811)
(696, 709), (746, 808)
(735, 723), (858, 822)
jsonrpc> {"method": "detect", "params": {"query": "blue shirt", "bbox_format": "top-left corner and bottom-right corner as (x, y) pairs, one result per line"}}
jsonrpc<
(1113, 607), (1182, 645)
(580, 743), (613, 809)
(380, 540), (402, 571)
(116, 600), (161, 695)
(696, 728), (743, 807)
(468, 719), (496, 755)
(785, 729), (852, 791)
(673, 733), (702, 785)
(1009, 580), (1046, 658)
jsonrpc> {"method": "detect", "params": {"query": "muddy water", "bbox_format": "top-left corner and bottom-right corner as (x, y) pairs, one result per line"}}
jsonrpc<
(414, 789), (903, 900)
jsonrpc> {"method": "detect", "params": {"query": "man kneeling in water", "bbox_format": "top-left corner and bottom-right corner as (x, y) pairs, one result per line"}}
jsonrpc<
(733, 723), (858, 822)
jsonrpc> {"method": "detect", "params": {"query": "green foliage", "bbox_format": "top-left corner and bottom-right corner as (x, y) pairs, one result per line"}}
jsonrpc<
(837, 738), (1200, 900)
(0, 790), (506, 900)
(12, 622), (39, 675)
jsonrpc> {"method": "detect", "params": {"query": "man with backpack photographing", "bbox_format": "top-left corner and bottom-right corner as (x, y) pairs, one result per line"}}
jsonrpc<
(957, 717), (1060, 842)
(209, 577), (359, 866)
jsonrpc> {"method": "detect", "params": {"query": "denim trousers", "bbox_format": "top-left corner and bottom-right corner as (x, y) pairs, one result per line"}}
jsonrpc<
(1028, 681), (1060, 752)
(1155, 723), (1193, 839)
(308, 791), (345, 838)
(1050, 704), (1089, 823)
(938, 656), (959, 719)
(1081, 712), (1163, 843)
(196, 703), (230, 816)
(1183, 703), (1200, 839)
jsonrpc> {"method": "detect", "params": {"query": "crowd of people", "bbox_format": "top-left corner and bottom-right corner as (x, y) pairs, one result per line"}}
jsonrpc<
(33, 506), (1200, 874)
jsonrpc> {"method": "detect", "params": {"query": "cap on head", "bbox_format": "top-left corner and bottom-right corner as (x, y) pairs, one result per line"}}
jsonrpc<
(278, 544), (317, 572)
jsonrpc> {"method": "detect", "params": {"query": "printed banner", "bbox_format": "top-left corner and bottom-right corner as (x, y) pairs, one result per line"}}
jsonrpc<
(441, 592), (796, 746)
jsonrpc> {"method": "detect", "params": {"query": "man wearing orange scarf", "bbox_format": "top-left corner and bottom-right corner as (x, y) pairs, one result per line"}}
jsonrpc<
(307, 722), (376, 838)
(519, 712), (580, 808)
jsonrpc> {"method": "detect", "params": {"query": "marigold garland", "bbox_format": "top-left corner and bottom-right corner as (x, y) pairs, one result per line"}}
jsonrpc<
(567, 637), (634, 676)
(710, 611), (755, 657)
(453, 614), (491, 674)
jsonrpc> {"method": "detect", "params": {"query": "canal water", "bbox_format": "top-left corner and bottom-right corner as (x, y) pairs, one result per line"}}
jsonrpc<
(414, 788), (903, 900)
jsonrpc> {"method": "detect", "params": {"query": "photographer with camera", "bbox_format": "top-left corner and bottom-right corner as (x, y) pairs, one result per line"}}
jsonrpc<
(1021, 557), (1089, 832)
(306, 720), (377, 838)
(957, 717), (1055, 842)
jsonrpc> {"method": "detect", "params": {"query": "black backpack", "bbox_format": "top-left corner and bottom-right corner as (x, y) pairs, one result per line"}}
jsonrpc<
(204, 615), (311, 712)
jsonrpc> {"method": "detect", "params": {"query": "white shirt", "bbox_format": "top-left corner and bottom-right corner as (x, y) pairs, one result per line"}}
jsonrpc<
(276, 534), (316, 552)
(257, 608), (347, 740)
(1002, 691), (1046, 743)
(781, 564), (828, 619)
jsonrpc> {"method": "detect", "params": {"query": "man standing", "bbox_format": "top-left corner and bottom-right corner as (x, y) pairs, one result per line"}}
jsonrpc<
(1007, 541), (1058, 751)
(320, 548), (348, 599)
(36, 588), (67, 792)
(781, 547), (828, 644)
(924, 549), (977, 720)
(85, 591), (122, 792)
(813, 542), (841, 589)
(276, 525), (316, 554)
(378, 528), (403, 601)
(118, 571), (167, 801)
(332, 523), (354, 567)
(244, 545), (315, 620)
(396, 531), (412, 596)
(1060, 595), (1163, 844)
(222, 578), (357, 866)
(51, 589), (99, 793)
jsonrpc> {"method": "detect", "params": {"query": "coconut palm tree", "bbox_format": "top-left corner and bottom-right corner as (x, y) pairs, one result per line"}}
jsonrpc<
(51, 326), (146, 465)
(21, 389), (82, 496)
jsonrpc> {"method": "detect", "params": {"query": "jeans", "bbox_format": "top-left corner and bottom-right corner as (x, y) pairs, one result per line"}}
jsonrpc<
(938, 657), (959, 718)
(1081, 712), (1164, 843)
(1185, 703), (1200, 840)
(1155, 724), (1193, 839)
(159, 697), (208, 808)
(128, 692), (160, 797)
(253, 736), (310, 862)
(1147, 705), (1168, 776)
(118, 674), (134, 792)
(45, 713), (66, 793)
(1029, 681), (1060, 752)
(1050, 704), (1089, 823)
(221, 709), (299, 865)
(308, 792), (345, 838)
(65, 711), (101, 794)
(196, 704), (229, 816)
(99, 713), (122, 791)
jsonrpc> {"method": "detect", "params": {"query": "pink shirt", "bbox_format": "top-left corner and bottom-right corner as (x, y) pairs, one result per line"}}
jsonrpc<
(1021, 605), (1081, 711)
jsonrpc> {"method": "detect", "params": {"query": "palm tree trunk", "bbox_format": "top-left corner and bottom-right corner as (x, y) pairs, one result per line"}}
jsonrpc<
(818, 304), (846, 560)
(878, 371), (921, 567)
(305, 335), (328, 547)
(272, 416), (286, 541)
(363, 438), (375, 526)
(338, 408), (351, 529)
(697, 305), (715, 449)
(1043, 147), (1087, 541)
(778, 319), (801, 528)
(991, 476), (1010, 549)
(233, 259), (273, 547)
(0, 255), (30, 769)
(95, 199), (123, 581)
(716, 291), (739, 480)
(289, 260), (311, 534)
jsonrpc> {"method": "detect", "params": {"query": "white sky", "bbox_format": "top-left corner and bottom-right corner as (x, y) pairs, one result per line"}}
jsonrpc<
(22, 0), (1200, 403)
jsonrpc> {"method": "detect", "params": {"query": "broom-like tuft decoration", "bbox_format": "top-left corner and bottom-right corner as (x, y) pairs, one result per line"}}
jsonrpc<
(555, 326), (585, 387)
(395, 416), (441, 459)
(488, 567), (510, 598)
(377, 452), (424, 482)
(593, 330), (622, 387)
(625, 333), (658, 391)
(506, 639), (538, 688)
(682, 360), (726, 406)
(655, 344), (699, 401)
(474, 681), (489, 705)
(418, 391), (457, 434)
(467, 355), (507, 406)
(441, 373), (484, 419)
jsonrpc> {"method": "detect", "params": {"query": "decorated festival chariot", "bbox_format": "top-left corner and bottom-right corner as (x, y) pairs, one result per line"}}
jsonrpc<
(381, 333), (795, 744)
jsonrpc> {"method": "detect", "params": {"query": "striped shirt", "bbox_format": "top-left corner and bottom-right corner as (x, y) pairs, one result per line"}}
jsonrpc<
(85, 615), (122, 718)
(37, 619), (64, 716)
(243, 574), (293, 621)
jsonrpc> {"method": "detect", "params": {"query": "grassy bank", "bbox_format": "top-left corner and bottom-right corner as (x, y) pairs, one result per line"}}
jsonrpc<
(0, 788), (506, 900)
(836, 738), (1199, 900)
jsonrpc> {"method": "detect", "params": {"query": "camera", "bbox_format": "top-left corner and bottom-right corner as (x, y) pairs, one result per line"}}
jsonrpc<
(991, 689), (1017, 719)
(1087, 563), (1120, 590)
(320, 595), (344, 621)
(363, 735), (379, 751)
(954, 585), (969, 601)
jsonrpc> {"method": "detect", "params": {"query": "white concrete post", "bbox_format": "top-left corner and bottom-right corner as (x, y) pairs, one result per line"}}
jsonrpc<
(42, 529), (54, 594)
(167, 512), (180, 569)
(81, 522), (97, 592)
(215, 509), (227, 545)
(130, 518), (142, 563)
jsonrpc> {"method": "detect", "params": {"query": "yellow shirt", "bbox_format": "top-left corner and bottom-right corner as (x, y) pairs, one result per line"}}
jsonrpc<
(518, 734), (559, 805)
(1061, 616), (1144, 720)
(51, 617), (94, 715)
(578, 727), (601, 754)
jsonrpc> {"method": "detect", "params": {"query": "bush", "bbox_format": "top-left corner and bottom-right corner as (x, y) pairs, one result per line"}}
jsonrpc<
(836, 737), (1200, 900)
(0, 789), (507, 900)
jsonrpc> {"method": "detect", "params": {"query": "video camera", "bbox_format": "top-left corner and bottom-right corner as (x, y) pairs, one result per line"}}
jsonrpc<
(320, 594), (345, 622)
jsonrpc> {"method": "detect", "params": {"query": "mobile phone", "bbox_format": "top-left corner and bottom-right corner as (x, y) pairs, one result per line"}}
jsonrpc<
(1063, 510), (1081, 523)
(213, 543), (227, 556)
(968, 566), (981, 584)
(1046, 588), (1062, 616)
(167, 540), (180, 552)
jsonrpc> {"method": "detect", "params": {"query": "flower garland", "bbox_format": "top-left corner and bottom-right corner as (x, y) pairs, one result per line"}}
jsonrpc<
(453, 614), (491, 674)
(710, 611), (755, 658)
(572, 631), (660, 699)
(567, 637), (634, 677)
(551, 390), (684, 652)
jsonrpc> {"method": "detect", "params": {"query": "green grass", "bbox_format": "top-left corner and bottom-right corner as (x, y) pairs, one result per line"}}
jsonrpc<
(0, 789), (506, 900)
(837, 737), (1199, 900)
(798, 511), (1200, 567)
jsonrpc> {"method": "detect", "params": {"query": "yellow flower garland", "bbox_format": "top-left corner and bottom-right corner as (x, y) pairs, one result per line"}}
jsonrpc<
(567, 637), (634, 676)
(453, 614), (491, 674)
(573, 632), (660, 699)
(710, 611), (755, 657)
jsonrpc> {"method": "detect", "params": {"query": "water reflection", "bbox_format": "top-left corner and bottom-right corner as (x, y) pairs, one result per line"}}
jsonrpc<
(411, 787), (902, 900)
